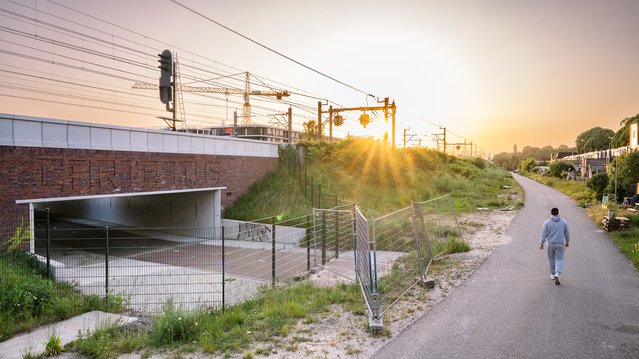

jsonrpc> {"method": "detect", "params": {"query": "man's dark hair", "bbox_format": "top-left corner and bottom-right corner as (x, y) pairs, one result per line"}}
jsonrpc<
(551, 208), (559, 215)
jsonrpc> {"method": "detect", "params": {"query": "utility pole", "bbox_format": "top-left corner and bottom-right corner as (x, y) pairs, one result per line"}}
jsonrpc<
(287, 106), (293, 143)
(432, 127), (447, 153)
(317, 101), (322, 141)
(403, 128), (417, 148)
(391, 100), (397, 149)
(329, 105), (333, 143)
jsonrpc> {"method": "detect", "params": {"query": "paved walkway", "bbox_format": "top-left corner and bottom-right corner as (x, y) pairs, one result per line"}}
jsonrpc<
(374, 173), (639, 358)
(0, 311), (137, 359)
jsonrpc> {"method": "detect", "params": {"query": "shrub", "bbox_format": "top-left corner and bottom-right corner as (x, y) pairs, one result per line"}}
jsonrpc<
(548, 160), (574, 178)
(587, 172), (609, 199)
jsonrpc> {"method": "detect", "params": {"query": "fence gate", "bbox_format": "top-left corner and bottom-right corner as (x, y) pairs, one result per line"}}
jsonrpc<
(311, 208), (355, 275)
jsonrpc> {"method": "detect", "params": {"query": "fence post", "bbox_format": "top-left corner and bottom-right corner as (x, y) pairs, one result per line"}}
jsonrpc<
(318, 185), (322, 209)
(335, 210), (340, 259)
(105, 226), (109, 298)
(306, 214), (311, 271)
(46, 208), (50, 280)
(321, 212), (327, 265)
(221, 225), (225, 312)
(272, 216), (276, 286)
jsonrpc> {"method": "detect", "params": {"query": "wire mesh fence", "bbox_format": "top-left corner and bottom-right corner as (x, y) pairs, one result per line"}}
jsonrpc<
(355, 193), (463, 325)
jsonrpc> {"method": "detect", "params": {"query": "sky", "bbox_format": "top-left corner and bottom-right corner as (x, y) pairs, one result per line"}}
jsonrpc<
(1, 0), (638, 155)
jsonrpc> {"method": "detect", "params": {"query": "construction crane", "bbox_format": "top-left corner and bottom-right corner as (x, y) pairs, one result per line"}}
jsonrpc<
(133, 71), (290, 126)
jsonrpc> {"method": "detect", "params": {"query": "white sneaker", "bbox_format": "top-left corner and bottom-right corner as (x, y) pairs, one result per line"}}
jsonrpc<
(550, 274), (555, 280)
(554, 275), (560, 285)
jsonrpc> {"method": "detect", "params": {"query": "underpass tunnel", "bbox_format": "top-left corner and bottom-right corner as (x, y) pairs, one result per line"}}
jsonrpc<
(17, 187), (225, 253)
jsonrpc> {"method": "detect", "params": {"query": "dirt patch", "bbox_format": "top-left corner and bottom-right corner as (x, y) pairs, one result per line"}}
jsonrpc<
(240, 209), (518, 359)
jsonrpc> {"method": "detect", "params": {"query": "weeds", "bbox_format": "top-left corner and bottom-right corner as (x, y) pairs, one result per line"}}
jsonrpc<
(43, 333), (64, 356)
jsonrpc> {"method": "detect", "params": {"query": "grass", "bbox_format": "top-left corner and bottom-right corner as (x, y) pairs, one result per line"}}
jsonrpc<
(65, 282), (366, 358)
(0, 251), (125, 342)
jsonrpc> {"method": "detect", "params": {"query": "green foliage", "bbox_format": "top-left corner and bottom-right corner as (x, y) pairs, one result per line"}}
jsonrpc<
(0, 252), (125, 342)
(43, 334), (64, 356)
(575, 126), (615, 153)
(547, 160), (574, 178)
(587, 172), (610, 198)
(611, 114), (638, 148)
(519, 158), (537, 173)
(224, 166), (309, 221)
(533, 174), (597, 207)
(151, 302), (200, 346)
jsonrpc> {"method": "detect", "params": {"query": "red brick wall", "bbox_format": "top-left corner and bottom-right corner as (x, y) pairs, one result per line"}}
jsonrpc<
(0, 146), (278, 241)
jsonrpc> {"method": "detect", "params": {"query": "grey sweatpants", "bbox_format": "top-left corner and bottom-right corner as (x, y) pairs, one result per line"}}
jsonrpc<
(547, 242), (565, 276)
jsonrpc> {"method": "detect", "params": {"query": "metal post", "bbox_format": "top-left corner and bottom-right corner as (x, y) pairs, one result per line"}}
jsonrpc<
(287, 106), (293, 143)
(306, 214), (311, 271)
(329, 105), (333, 143)
(272, 217), (276, 286)
(221, 225), (225, 312)
(317, 101), (322, 141)
(105, 226), (109, 298)
(321, 212), (327, 265)
(335, 210), (340, 259)
(46, 208), (50, 280)
(318, 185), (322, 209)
(391, 100), (397, 149)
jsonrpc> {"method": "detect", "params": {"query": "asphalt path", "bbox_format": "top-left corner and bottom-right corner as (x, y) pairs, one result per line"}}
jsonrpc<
(374, 173), (639, 359)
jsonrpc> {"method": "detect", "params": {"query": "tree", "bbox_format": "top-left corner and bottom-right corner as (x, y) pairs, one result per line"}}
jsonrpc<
(611, 114), (639, 148)
(575, 127), (614, 154)
(301, 120), (320, 141)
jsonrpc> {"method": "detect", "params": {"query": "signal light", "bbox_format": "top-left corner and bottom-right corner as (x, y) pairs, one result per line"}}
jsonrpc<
(359, 113), (370, 128)
(158, 50), (173, 104)
(333, 115), (344, 126)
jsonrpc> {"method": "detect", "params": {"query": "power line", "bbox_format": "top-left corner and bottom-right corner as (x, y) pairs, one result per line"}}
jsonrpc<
(168, 0), (376, 99)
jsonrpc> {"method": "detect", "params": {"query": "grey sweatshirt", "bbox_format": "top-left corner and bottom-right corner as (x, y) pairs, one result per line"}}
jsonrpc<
(540, 215), (570, 245)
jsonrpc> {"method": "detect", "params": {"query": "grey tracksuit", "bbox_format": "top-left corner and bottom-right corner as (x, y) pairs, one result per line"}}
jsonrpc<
(540, 215), (570, 276)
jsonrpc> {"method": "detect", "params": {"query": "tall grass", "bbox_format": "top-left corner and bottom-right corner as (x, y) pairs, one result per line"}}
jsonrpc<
(0, 252), (125, 342)
(71, 282), (364, 357)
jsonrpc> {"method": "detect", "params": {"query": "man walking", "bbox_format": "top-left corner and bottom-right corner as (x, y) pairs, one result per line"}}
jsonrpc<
(540, 207), (570, 285)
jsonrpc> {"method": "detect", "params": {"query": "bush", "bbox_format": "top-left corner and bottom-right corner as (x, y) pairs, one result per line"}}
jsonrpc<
(587, 172), (609, 199)
(548, 160), (574, 178)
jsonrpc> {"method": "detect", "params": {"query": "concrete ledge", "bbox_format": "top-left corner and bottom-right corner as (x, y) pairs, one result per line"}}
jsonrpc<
(0, 311), (137, 358)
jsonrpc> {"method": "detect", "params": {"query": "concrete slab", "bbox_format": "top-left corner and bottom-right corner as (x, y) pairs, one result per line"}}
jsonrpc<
(0, 311), (137, 359)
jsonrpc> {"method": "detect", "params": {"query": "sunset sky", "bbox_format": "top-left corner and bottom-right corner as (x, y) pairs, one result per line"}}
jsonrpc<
(1, 0), (638, 155)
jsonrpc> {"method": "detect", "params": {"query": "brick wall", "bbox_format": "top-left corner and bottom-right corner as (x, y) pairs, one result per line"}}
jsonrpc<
(0, 146), (278, 242)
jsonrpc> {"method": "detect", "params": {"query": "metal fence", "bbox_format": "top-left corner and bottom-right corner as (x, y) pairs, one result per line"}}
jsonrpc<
(355, 193), (463, 328)
(0, 205), (359, 314)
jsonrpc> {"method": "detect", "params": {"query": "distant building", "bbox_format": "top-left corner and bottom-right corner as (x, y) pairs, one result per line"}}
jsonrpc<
(181, 124), (302, 143)
(631, 122), (638, 150)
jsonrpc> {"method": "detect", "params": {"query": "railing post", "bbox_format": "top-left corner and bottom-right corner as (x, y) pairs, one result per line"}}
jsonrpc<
(321, 212), (327, 265)
(46, 208), (50, 280)
(221, 225), (225, 312)
(335, 210), (340, 259)
(105, 226), (109, 298)
(272, 216), (276, 286)
(306, 214), (311, 272)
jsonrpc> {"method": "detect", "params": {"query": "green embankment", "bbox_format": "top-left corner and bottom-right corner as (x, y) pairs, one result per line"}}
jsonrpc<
(226, 137), (522, 220)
